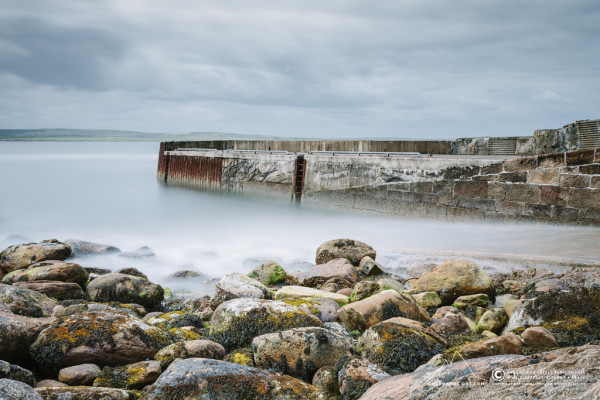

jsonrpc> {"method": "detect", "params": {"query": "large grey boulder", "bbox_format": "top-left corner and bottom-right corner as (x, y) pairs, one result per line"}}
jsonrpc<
(252, 327), (355, 381)
(210, 272), (270, 308)
(2, 260), (88, 287)
(0, 283), (57, 317)
(316, 238), (376, 266)
(293, 258), (359, 288)
(86, 273), (163, 310)
(140, 358), (321, 400)
(0, 379), (43, 400)
(0, 240), (72, 274)
(64, 239), (121, 255)
(30, 310), (175, 375)
(154, 339), (226, 369)
(209, 298), (323, 350)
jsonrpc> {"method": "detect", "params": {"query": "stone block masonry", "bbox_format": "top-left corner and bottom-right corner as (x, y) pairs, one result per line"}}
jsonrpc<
(158, 143), (600, 226)
(302, 148), (600, 226)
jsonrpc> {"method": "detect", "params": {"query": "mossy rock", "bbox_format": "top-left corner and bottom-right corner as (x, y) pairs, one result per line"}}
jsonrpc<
(93, 360), (161, 390)
(168, 327), (202, 341)
(0, 239), (72, 273)
(316, 238), (376, 266)
(146, 311), (205, 330)
(86, 273), (164, 310)
(2, 260), (88, 287)
(142, 358), (321, 400)
(0, 282), (57, 317)
(248, 262), (287, 286)
(30, 310), (175, 375)
(209, 298), (323, 351)
(224, 348), (255, 367)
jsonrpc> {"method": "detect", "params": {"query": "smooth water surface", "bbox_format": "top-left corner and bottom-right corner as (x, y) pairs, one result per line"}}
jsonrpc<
(1, 142), (599, 295)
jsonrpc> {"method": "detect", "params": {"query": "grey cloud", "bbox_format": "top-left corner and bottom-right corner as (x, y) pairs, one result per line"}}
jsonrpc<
(0, 17), (125, 90)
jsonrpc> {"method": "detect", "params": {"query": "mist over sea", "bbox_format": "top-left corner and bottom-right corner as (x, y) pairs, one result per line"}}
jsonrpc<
(1, 142), (599, 296)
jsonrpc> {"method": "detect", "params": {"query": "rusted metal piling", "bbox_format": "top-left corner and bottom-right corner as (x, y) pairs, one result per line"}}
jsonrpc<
(162, 154), (223, 190)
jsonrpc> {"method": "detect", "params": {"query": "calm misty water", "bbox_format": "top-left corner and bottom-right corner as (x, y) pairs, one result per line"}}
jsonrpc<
(1, 142), (599, 296)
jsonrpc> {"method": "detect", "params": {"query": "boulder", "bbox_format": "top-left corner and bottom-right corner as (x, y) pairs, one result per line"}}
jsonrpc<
(369, 344), (600, 400)
(93, 360), (162, 390)
(52, 302), (146, 319)
(2, 260), (88, 287)
(319, 276), (356, 292)
(116, 267), (149, 280)
(35, 387), (135, 400)
(248, 262), (287, 286)
(503, 290), (600, 346)
(64, 239), (121, 255)
(145, 310), (205, 330)
(0, 360), (35, 386)
(311, 366), (338, 398)
(13, 281), (84, 300)
(0, 239), (72, 273)
(281, 297), (341, 322)
(376, 277), (407, 293)
(274, 285), (349, 306)
(154, 339), (226, 369)
(358, 318), (445, 374)
(337, 290), (421, 332)
(118, 246), (154, 259)
(252, 327), (355, 381)
(86, 273), (163, 310)
(453, 293), (489, 308)
(0, 311), (32, 363)
(453, 333), (522, 360)
(338, 357), (390, 400)
(140, 358), (321, 399)
(521, 326), (559, 348)
(430, 312), (473, 336)
(209, 298), (323, 350)
(0, 379), (43, 400)
(0, 283), (57, 317)
(351, 281), (382, 301)
(294, 258), (359, 288)
(224, 348), (255, 367)
(210, 272), (270, 308)
(359, 256), (384, 276)
(30, 310), (175, 375)
(476, 308), (508, 334)
(316, 239), (376, 266)
(409, 260), (495, 304)
(58, 363), (101, 386)
(411, 291), (441, 308)
(34, 380), (66, 388)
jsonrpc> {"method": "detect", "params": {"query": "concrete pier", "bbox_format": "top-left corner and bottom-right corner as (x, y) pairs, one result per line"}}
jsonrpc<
(157, 120), (600, 225)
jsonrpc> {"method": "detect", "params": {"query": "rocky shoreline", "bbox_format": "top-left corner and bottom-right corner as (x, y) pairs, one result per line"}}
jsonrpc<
(1, 238), (599, 399)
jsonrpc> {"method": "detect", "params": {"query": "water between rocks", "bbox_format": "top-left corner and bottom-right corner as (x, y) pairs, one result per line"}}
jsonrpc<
(1, 141), (599, 296)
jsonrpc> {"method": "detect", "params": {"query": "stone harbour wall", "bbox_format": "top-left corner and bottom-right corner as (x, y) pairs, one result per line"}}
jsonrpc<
(303, 148), (600, 225)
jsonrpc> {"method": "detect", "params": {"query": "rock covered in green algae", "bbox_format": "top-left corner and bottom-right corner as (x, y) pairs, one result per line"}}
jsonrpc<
(357, 318), (445, 374)
(316, 238), (376, 266)
(252, 326), (355, 381)
(145, 310), (205, 330)
(248, 262), (288, 286)
(86, 272), (164, 310)
(337, 290), (422, 332)
(30, 310), (175, 375)
(0, 283), (57, 317)
(2, 260), (88, 287)
(0, 239), (72, 274)
(141, 358), (321, 400)
(410, 259), (495, 305)
(209, 298), (323, 350)
(476, 308), (508, 333)
(154, 339), (226, 369)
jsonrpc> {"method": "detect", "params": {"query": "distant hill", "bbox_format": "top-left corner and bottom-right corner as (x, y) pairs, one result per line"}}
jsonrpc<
(0, 128), (293, 142)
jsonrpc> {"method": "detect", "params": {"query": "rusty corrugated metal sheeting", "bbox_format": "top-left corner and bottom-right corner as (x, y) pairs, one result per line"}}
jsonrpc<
(164, 154), (223, 190)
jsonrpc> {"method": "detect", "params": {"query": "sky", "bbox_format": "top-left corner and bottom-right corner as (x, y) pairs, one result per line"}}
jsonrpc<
(0, 0), (598, 139)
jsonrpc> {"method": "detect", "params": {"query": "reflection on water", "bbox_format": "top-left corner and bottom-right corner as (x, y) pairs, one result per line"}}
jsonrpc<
(1, 141), (599, 296)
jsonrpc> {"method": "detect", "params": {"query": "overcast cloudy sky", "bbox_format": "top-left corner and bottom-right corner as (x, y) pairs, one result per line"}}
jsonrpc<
(0, 0), (598, 138)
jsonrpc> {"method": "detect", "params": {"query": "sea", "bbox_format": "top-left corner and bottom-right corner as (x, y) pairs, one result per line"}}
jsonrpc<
(1, 141), (599, 297)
